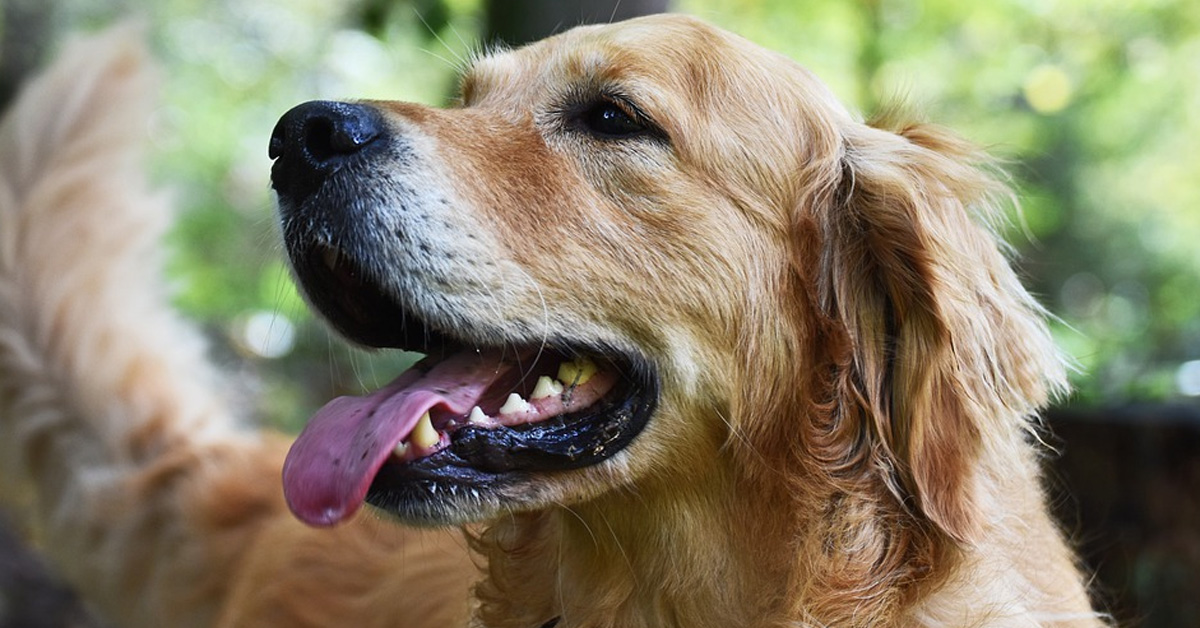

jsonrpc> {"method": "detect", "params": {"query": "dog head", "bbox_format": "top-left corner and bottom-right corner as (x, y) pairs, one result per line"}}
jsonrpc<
(271, 15), (1063, 547)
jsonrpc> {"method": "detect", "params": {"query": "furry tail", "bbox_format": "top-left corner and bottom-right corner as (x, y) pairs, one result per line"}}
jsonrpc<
(0, 26), (477, 628)
(0, 27), (233, 480)
(0, 26), (265, 627)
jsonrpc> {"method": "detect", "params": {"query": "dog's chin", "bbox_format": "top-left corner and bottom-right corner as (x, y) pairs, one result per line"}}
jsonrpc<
(283, 238), (659, 526)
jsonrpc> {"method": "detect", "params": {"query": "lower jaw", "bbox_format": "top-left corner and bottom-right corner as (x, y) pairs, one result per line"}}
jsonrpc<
(365, 466), (507, 525)
(365, 453), (560, 525)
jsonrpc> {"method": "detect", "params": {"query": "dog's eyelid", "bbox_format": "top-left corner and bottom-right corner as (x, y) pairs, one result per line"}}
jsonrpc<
(614, 96), (668, 135)
(601, 91), (666, 133)
(558, 91), (669, 144)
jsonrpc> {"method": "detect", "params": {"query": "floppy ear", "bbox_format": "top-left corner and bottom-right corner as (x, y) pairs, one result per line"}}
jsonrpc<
(810, 118), (1065, 543)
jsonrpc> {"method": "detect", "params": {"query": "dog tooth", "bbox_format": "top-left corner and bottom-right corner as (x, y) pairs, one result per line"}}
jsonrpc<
(411, 411), (439, 449)
(530, 375), (565, 400)
(393, 441), (409, 457)
(468, 406), (488, 425)
(499, 393), (531, 415)
(557, 357), (597, 387)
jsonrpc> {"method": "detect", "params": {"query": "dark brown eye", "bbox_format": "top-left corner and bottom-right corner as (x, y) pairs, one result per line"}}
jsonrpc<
(578, 100), (647, 138)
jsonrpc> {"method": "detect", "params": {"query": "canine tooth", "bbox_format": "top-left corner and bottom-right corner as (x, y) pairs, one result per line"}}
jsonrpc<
(557, 357), (597, 387)
(393, 441), (409, 457)
(499, 393), (531, 415)
(468, 406), (488, 425)
(530, 376), (565, 400)
(411, 412), (439, 449)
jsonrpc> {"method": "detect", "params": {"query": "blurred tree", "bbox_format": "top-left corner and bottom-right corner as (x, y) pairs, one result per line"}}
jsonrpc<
(0, 512), (110, 627)
(485, 0), (670, 46)
(0, 0), (55, 108)
(358, 0), (453, 39)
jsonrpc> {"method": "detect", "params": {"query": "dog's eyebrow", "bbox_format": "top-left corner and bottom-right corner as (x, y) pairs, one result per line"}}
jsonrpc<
(458, 56), (504, 105)
(458, 72), (478, 105)
(458, 64), (494, 106)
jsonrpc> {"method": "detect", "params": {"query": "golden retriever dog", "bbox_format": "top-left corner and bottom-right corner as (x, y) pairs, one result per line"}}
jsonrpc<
(0, 15), (1104, 628)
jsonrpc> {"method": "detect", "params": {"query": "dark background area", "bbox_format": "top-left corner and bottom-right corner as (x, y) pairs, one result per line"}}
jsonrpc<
(2, 0), (1198, 626)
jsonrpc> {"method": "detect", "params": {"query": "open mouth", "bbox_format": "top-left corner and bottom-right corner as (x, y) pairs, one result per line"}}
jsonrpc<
(281, 243), (657, 527)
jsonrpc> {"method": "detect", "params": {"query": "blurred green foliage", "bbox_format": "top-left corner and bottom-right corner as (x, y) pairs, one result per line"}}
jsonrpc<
(35, 0), (1200, 429)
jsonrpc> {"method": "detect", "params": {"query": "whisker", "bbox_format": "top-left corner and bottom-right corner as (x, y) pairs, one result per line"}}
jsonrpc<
(413, 7), (468, 71)
(609, 0), (625, 24)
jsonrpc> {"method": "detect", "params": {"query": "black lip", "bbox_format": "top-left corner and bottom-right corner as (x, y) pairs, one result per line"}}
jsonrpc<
(291, 242), (456, 352)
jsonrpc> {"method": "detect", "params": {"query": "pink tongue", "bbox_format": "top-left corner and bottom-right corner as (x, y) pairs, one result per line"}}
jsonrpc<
(282, 351), (516, 527)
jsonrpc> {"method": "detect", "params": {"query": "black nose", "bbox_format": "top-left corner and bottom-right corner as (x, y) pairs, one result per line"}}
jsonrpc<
(269, 100), (384, 202)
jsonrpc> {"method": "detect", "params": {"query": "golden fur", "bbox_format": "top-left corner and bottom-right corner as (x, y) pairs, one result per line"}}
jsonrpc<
(0, 16), (1103, 628)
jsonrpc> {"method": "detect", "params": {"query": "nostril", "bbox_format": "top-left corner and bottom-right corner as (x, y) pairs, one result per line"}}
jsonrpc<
(299, 103), (382, 164)
(304, 116), (338, 163)
(269, 101), (386, 201)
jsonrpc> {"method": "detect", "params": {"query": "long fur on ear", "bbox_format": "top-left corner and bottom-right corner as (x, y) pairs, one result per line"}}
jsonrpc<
(813, 116), (1067, 544)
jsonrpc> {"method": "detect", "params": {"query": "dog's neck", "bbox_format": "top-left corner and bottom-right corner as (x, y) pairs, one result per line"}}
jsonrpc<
(470, 429), (972, 628)
(472, 447), (797, 627)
